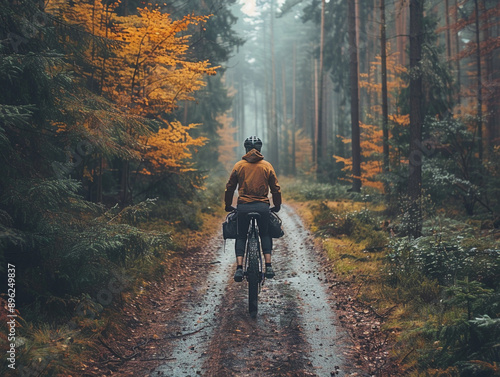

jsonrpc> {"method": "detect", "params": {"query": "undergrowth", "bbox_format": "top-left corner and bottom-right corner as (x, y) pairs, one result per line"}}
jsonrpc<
(287, 180), (500, 377)
(0, 177), (225, 376)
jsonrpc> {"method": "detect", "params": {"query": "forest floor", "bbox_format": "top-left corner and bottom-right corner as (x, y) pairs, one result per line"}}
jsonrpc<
(86, 204), (402, 377)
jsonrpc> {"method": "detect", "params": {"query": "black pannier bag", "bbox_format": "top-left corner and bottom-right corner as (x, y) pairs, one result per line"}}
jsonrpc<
(222, 211), (238, 239)
(268, 212), (284, 238)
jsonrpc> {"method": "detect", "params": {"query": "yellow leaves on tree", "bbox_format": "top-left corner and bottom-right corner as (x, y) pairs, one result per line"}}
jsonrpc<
(359, 43), (407, 119)
(48, 1), (218, 115)
(47, 0), (218, 177)
(389, 114), (410, 127)
(334, 123), (384, 191)
(109, 8), (218, 114)
(216, 112), (238, 173)
(293, 129), (314, 175)
(335, 44), (408, 192)
(141, 121), (206, 175)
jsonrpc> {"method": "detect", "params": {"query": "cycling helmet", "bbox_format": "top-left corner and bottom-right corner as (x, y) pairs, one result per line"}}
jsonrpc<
(244, 136), (263, 152)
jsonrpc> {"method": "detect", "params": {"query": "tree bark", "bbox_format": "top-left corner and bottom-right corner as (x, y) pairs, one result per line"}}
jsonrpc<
(474, 0), (483, 161)
(408, 0), (424, 238)
(454, 0), (462, 104)
(120, 160), (130, 207)
(396, 0), (409, 67)
(282, 61), (289, 175)
(240, 78), (245, 140)
(380, 0), (389, 175)
(483, 0), (497, 150)
(292, 42), (297, 175)
(349, 0), (361, 192)
(445, 0), (452, 68)
(314, 58), (318, 167)
(316, 0), (326, 180)
(97, 154), (103, 203)
(270, 0), (279, 172)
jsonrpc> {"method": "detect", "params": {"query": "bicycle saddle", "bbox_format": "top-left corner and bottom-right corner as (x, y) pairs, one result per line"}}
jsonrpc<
(247, 212), (261, 220)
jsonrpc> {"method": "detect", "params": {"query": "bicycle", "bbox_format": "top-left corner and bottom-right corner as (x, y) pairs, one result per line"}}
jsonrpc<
(243, 212), (265, 318)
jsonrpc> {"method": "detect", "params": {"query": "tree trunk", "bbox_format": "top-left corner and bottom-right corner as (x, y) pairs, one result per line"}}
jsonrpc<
(263, 17), (272, 158)
(240, 78), (245, 140)
(445, 0), (452, 68)
(396, 0), (409, 67)
(313, 58), (318, 167)
(270, 0), (279, 172)
(454, 0), (462, 104)
(408, 0), (424, 238)
(97, 155), (103, 203)
(380, 0), (389, 175)
(349, 0), (361, 192)
(120, 160), (130, 207)
(282, 61), (289, 175)
(254, 83), (259, 135)
(474, 0), (483, 161)
(292, 42), (297, 176)
(316, 0), (326, 180)
(483, 0), (497, 150)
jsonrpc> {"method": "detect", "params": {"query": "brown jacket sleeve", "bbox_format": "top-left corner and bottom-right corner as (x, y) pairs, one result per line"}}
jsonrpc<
(269, 168), (282, 207)
(224, 168), (238, 208)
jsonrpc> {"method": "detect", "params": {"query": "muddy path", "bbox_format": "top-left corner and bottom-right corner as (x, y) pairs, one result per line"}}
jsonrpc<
(150, 205), (349, 377)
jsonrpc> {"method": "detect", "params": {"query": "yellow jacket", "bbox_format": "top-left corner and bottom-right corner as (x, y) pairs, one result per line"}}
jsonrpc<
(224, 149), (281, 207)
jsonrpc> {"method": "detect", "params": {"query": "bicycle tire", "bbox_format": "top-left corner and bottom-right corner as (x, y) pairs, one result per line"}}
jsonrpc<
(247, 232), (260, 317)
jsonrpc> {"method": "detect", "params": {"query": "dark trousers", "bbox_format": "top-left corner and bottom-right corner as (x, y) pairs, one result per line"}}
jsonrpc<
(235, 202), (272, 257)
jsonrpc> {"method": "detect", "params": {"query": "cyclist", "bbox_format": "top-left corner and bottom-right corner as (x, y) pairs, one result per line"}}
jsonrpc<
(224, 136), (282, 282)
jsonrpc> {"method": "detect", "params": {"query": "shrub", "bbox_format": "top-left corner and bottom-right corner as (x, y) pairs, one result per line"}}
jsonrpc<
(286, 181), (351, 201)
(386, 233), (500, 377)
(386, 235), (500, 288)
(312, 203), (389, 251)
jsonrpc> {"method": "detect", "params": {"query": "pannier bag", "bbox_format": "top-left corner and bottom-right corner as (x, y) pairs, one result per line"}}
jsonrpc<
(222, 211), (238, 239)
(223, 211), (284, 239)
(269, 212), (284, 238)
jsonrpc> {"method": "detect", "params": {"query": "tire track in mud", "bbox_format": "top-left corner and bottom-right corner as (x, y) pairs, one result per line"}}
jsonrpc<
(150, 242), (234, 377)
(151, 205), (346, 377)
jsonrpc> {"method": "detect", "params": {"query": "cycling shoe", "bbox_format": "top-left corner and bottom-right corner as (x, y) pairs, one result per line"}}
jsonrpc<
(234, 268), (244, 282)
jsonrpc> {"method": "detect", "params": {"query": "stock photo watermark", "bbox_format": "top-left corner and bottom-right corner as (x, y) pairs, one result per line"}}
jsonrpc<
(51, 140), (94, 179)
(7, 10), (49, 53)
(409, 136), (439, 175)
(6, 264), (17, 371)
(12, 269), (130, 377)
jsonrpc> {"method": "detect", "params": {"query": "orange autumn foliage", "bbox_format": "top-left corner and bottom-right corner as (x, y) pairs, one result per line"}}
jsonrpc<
(335, 123), (384, 191)
(216, 112), (239, 173)
(108, 7), (217, 114)
(141, 121), (206, 175)
(293, 129), (314, 175)
(359, 44), (407, 102)
(335, 45), (407, 191)
(47, 0), (217, 176)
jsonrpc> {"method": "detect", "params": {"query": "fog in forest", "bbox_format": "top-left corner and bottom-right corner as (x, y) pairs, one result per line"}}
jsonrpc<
(1, 1), (499, 376)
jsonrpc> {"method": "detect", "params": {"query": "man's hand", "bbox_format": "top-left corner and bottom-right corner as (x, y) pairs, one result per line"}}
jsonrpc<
(225, 205), (236, 212)
(270, 205), (280, 213)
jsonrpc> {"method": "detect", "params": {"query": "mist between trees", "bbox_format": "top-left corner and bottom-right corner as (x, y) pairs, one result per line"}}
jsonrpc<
(225, 0), (500, 235)
(0, 0), (499, 375)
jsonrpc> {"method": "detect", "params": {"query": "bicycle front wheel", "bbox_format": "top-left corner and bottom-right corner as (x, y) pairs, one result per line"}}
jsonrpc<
(246, 235), (261, 318)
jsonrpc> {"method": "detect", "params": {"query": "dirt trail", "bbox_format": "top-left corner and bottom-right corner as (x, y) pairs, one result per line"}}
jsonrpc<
(150, 205), (348, 377)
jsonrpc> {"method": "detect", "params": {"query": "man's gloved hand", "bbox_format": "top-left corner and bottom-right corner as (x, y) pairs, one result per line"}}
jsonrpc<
(270, 205), (280, 213)
(225, 205), (236, 212)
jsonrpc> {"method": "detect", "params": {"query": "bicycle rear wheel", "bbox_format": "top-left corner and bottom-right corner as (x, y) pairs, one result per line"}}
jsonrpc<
(246, 233), (261, 318)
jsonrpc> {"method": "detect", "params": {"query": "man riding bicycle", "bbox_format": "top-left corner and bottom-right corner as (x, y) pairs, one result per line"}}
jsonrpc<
(224, 136), (282, 282)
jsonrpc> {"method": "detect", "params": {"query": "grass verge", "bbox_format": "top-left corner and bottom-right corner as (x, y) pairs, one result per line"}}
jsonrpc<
(285, 179), (500, 377)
